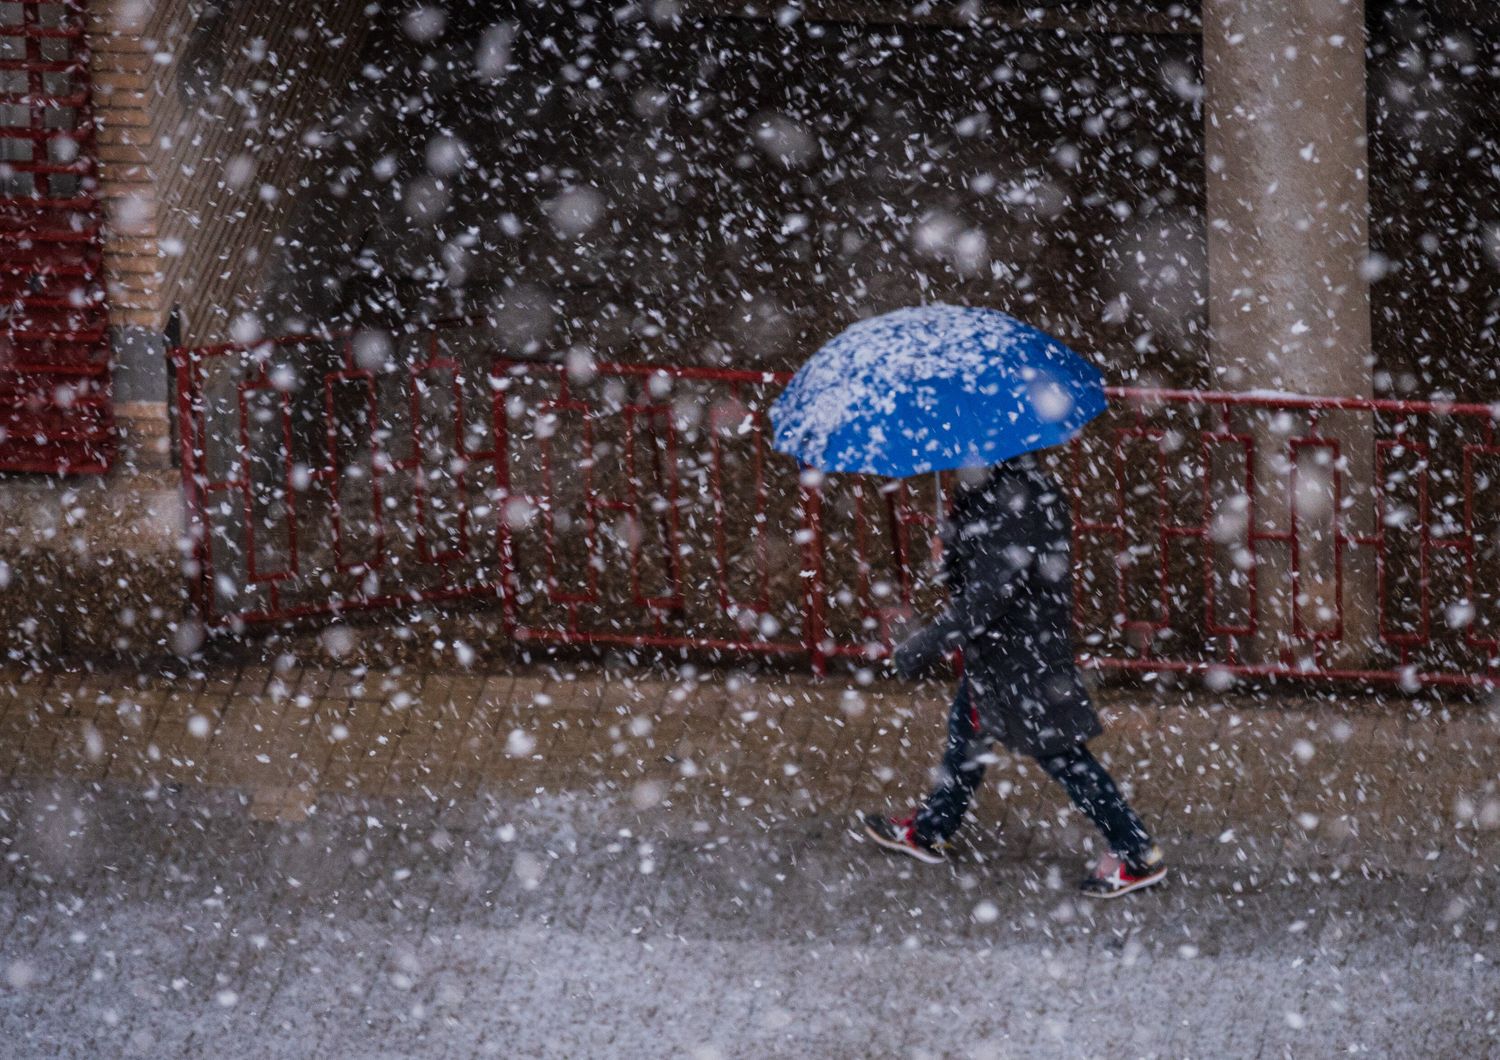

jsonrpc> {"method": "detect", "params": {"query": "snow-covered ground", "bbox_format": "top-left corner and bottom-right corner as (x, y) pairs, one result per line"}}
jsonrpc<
(1, 779), (1493, 1058)
(0, 666), (1495, 1057)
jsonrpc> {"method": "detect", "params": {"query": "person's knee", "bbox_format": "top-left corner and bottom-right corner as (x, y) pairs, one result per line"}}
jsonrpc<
(1036, 750), (1079, 779)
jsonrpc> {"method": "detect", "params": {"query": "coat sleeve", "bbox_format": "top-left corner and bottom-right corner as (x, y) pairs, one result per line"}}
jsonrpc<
(890, 507), (1031, 677)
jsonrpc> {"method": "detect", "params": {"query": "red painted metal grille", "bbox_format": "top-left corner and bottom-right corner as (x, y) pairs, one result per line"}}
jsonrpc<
(0, 0), (111, 473)
(174, 328), (1500, 688)
(1067, 389), (1500, 688)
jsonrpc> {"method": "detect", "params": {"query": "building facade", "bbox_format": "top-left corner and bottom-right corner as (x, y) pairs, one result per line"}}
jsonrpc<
(0, 0), (1496, 672)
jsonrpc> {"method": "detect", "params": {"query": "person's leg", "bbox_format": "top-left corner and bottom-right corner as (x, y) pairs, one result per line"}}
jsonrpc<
(1036, 743), (1153, 866)
(911, 680), (990, 844)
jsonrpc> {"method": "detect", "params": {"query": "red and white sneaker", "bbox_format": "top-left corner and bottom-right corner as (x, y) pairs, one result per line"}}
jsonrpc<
(861, 813), (949, 865)
(1079, 846), (1167, 899)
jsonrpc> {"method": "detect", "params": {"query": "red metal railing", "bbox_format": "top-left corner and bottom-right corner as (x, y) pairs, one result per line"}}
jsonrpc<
(1068, 388), (1500, 687)
(0, 0), (112, 473)
(173, 329), (1500, 688)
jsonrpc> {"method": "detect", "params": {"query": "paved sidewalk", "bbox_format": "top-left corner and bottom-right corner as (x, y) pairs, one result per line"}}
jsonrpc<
(0, 661), (1497, 1057)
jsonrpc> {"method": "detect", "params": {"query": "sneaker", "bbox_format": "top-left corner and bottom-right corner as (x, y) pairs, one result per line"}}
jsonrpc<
(861, 813), (949, 865)
(1079, 846), (1167, 899)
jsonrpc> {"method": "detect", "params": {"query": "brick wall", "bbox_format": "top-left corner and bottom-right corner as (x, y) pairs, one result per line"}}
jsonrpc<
(85, 0), (370, 346)
(86, 0), (170, 332)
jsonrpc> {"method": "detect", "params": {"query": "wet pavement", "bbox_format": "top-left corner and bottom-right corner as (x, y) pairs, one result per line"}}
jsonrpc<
(0, 661), (1496, 1057)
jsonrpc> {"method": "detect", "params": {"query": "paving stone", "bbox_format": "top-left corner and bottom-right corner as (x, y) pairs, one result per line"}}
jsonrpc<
(0, 661), (1494, 1057)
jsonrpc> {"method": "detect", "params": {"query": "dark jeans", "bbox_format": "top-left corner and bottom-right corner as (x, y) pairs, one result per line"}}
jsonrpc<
(912, 680), (1153, 863)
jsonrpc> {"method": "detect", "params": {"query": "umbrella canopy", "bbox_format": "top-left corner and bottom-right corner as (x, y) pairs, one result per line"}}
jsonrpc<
(770, 304), (1107, 476)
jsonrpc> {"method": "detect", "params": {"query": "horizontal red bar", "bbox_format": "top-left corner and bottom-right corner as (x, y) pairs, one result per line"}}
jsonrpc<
(0, 328), (108, 343)
(0, 125), (94, 141)
(0, 359), (110, 376)
(1082, 656), (1497, 690)
(0, 24), (85, 39)
(0, 195), (99, 212)
(0, 159), (92, 175)
(513, 627), (804, 656)
(0, 421), (114, 443)
(0, 258), (98, 275)
(0, 228), (101, 243)
(0, 60), (87, 74)
(1109, 385), (1498, 419)
(0, 453), (111, 475)
(503, 359), (793, 387)
(0, 92), (87, 107)
(8, 293), (104, 309)
(199, 583), (508, 629)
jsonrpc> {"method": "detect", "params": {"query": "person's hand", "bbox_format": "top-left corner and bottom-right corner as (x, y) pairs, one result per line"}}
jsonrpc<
(891, 623), (943, 680)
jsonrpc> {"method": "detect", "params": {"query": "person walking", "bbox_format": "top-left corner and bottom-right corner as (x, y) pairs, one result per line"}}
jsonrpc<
(768, 304), (1164, 898)
(862, 452), (1166, 898)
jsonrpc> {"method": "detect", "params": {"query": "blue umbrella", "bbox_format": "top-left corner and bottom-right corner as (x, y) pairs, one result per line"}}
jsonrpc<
(770, 304), (1107, 476)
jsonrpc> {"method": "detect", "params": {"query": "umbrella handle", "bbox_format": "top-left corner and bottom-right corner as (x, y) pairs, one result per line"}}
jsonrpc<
(930, 472), (946, 567)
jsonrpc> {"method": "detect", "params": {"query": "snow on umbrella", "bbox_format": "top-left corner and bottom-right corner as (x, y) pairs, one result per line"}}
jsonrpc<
(770, 304), (1107, 476)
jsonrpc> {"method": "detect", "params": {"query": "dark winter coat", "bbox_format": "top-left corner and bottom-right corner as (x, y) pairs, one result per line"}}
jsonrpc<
(892, 453), (1100, 757)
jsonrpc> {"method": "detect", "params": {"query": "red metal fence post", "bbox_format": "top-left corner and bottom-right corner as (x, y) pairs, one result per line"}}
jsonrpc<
(492, 360), (518, 639)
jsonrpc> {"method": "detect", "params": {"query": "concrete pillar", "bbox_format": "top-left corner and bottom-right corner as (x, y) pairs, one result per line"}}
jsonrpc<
(1204, 0), (1372, 396)
(112, 327), (175, 472)
(1202, 0), (1378, 672)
